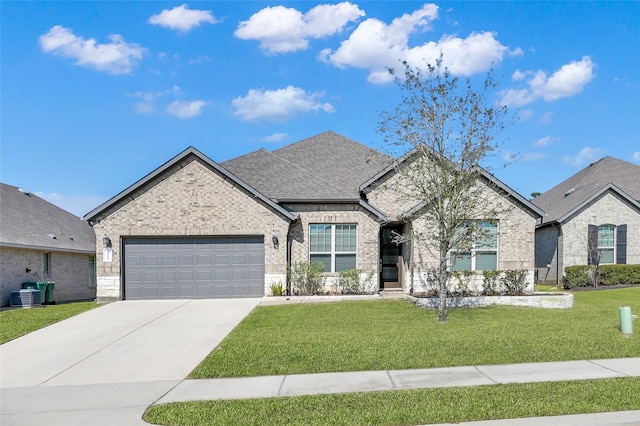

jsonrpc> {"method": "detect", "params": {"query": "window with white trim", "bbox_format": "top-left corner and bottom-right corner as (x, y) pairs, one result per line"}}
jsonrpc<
(451, 220), (498, 271)
(44, 252), (52, 276)
(309, 224), (357, 272)
(597, 224), (615, 264)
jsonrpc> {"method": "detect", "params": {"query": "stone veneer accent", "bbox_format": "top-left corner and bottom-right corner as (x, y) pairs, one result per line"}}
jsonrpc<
(409, 292), (573, 310)
(91, 156), (291, 302)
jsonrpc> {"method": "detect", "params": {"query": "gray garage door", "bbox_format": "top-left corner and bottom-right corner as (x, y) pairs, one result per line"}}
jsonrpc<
(123, 237), (264, 299)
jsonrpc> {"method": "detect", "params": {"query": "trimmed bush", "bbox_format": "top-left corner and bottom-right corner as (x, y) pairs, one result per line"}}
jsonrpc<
(289, 262), (325, 295)
(482, 270), (502, 295)
(565, 264), (640, 288)
(501, 269), (528, 296)
(337, 269), (375, 295)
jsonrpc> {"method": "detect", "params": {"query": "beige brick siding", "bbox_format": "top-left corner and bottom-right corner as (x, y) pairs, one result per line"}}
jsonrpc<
(560, 191), (640, 274)
(285, 203), (381, 291)
(364, 172), (418, 221)
(371, 179), (538, 293)
(92, 156), (291, 301)
(0, 247), (95, 306)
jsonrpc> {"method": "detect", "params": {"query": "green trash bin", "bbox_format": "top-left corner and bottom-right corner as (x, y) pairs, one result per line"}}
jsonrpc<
(22, 282), (44, 304)
(40, 281), (56, 305)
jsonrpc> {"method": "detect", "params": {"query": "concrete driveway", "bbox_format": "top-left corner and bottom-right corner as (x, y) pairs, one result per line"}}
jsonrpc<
(0, 298), (261, 426)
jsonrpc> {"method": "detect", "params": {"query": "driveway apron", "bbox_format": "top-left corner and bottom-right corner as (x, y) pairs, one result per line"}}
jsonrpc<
(0, 298), (260, 426)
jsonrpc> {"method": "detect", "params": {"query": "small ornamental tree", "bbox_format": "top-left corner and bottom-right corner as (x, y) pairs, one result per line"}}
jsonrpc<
(378, 58), (510, 322)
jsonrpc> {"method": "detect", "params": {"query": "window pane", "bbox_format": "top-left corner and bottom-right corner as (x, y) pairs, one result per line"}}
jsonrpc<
(310, 254), (331, 272)
(451, 252), (471, 271)
(477, 221), (498, 250)
(598, 225), (615, 248)
(382, 247), (400, 264)
(335, 254), (356, 272)
(599, 248), (614, 264)
(310, 224), (331, 253)
(476, 252), (497, 271)
(335, 224), (356, 252)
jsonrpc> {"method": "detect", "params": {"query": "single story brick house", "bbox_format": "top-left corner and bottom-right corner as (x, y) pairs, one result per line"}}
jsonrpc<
(83, 131), (543, 301)
(532, 156), (640, 285)
(0, 183), (96, 306)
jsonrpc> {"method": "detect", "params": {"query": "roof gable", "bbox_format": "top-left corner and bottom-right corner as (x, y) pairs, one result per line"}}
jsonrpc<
(0, 183), (95, 252)
(83, 147), (297, 222)
(361, 146), (544, 219)
(533, 156), (640, 224)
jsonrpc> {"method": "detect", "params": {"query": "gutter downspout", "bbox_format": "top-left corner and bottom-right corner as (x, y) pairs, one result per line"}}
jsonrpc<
(286, 234), (292, 296)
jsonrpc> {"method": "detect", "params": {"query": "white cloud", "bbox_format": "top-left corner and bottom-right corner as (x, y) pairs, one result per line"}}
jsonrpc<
(232, 86), (335, 122)
(262, 133), (288, 143)
(235, 2), (364, 54)
(36, 192), (109, 218)
(539, 112), (554, 125)
(128, 86), (180, 114)
(321, 4), (511, 83)
(562, 146), (605, 167)
(39, 25), (144, 75)
(632, 152), (640, 162)
(501, 56), (596, 106)
(149, 4), (219, 33)
(518, 109), (534, 121)
(532, 135), (559, 147)
(166, 100), (207, 118)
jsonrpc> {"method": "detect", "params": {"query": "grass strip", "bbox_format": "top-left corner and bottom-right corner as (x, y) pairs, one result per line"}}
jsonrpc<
(0, 301), (99, 344)
(145, 377), (640, 426)
(190, 288), (639, 378)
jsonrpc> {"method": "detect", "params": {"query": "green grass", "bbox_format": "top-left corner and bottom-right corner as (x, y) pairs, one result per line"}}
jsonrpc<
(144, 377), (640, 425)
(190, 288), (640, 378)
(535, 284), (562, 292)
(0, 301), (99, 344)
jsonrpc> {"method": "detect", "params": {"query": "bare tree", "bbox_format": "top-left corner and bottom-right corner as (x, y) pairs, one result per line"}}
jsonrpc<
(378, 58), (510, 322)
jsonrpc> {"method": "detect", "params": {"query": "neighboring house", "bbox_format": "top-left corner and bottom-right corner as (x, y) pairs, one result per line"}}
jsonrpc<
(532, 156), (640, 285)
(0, 183), (96, 306)
(83, 131), (542, 302)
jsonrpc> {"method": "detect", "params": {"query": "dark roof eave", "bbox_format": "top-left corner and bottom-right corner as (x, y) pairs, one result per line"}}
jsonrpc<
(83, 147), (297, 223)
(0, 242), (95, 254)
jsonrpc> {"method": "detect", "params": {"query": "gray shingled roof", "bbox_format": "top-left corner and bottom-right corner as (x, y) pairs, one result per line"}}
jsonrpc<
(0, 183), (95, 253)
(532, 156), (640, 224)
(222, 131), (391, 201)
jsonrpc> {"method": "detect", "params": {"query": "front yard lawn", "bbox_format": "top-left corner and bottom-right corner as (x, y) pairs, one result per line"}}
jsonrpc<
(0, 301), (99, 344)
(145, 377), (640, 426)
(191, 287), (639, 378)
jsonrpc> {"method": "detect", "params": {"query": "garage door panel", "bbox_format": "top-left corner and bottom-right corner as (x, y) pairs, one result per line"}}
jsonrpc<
(124, 237), (264, 300)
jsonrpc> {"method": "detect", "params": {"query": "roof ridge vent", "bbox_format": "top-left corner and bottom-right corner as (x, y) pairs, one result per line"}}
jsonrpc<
(564, 187), (576, 197)
(18, 187), (31, 195)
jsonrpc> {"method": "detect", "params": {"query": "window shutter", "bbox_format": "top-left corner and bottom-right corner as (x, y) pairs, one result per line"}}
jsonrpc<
(616, 224), (627, 264)
(587, 225), (598, 265)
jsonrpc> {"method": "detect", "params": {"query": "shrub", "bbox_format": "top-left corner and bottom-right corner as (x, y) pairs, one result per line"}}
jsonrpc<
(289, 262), (325, 295)
(269, 281), (285, 296)
(338, 269), (375, 295)
(451, 270), (473, 296)
(565, 264), (640, 288)
(482, 270), (502, 295)
(501, 269), (528, 295)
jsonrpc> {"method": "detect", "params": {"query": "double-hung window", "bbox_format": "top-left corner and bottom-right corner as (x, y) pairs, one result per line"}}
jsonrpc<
(597, 224), (615, 264)
(451, 220), (498, 271)
(309, 224), (357, 272)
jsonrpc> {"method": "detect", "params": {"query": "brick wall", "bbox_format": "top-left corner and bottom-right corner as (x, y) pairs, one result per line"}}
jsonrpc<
(561, 191), (640, 274)
(0, 247), (95, 306)
(91, 156), (291, 301)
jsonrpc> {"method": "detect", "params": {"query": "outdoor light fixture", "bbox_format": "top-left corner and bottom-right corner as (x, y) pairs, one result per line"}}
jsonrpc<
(103, 236), (112, 248)
(272, 235), (279, 248)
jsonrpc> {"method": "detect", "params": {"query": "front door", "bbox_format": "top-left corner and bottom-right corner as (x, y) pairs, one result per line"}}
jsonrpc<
(380, 225), (403, 290)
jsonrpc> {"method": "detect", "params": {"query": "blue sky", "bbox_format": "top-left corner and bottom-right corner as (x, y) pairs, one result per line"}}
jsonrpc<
(2, 1), (639, 217)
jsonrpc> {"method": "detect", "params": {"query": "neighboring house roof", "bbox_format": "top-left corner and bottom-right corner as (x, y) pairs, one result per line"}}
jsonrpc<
(83, 147), (298, 222)
(0, 183), (95, 253)
(532, 156), (640, 225)
(360, 146), (544, 219)
(223, 131), (391, 201)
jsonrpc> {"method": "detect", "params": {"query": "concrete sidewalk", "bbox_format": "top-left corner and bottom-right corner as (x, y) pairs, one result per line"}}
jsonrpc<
(157, 357), (640, 403)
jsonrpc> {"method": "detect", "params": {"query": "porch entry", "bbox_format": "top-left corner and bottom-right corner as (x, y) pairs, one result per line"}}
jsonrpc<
(380, 225), (404, 290)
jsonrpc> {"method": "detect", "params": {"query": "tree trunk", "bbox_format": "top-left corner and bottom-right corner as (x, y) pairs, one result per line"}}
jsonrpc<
(438, 246), (448, 322)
